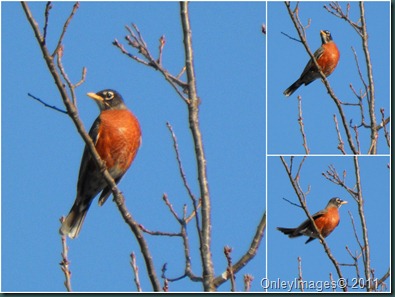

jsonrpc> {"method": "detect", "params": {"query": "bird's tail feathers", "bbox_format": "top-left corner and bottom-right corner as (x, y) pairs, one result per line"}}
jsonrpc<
(277, 227), (301, 238)
(283, 79), (303, 97)
(60, 203), (89, 239)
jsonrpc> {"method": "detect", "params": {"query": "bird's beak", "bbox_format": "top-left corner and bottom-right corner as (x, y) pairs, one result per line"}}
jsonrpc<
(87, 92), (104, 102)
(320, 30), (325, 36)
(340, 200), (348, 205)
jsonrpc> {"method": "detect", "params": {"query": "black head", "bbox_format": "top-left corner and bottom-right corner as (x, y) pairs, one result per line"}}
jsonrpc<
(320, 30), (333, 44)
(327, 197), (347, 208)
(87, 89), (127, 111)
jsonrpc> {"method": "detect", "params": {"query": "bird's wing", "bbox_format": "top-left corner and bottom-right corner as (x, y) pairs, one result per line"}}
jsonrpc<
(294, 209), (326, 237)
(299, 46), (325, 78)
(75, 117), (102, 196)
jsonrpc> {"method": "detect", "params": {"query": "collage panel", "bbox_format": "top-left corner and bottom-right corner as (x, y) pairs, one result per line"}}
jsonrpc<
(267, 156), (390, 292)
(2, 1), (265, 293)
(267, 1), (390, 155)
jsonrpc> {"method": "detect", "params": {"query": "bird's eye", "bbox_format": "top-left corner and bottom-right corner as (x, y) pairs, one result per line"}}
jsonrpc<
(104, 91), (114, 100)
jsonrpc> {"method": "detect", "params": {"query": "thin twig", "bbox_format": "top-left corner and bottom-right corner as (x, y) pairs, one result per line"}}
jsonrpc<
(243, 274), (254, 292)
(297, 96), (310, 154)
(59, 217), (72, 292)
(27, 93), (68, 114)
(333, 114), (346, 154)
(166, 123), (198, 203)
(158, 35), (165, 65)
(224, 246), (236, 292)
(113, 26), (190, 103)
(297, 257), (304, 292)
(162, 193), (182, 223)
(43, 2), (52, 44)
(130, 252), (143, 292)
(52, 2), (80, 57)
(213, 211), (266, 289)
(139, 224), (182, 237)
(379, 109), (390, 148)
(282, 197), (303, 209)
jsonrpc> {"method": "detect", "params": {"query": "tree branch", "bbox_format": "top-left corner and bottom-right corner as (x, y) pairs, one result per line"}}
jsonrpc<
(59, 217), (72, 292)
(180, 2), (214, 291)
(213, 211), (266, 289)
(27, 93), (68, 114)
(297, 96), (310, 154)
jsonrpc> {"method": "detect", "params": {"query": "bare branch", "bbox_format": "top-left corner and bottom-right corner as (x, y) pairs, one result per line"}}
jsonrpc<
(166, 123), (198, 204)
(139, 224), (182, 237)
(52, 2), (80, 57)
(162, 193), (182, 223)
(297, 257), (304, 292)
(158, 35), (166, 65)
(243, 274), (254, 292)
(113, 25), (190, 103)
(348, 211), (364, 256)
(282, 197), (303, 209)
(213, 211), (266, 289)
(324, 2), (362, 35)
(297, 96), (310, 154)
(180, 2), (214, 291)
(333, 114), (346, 154)
(43, 2), (52, 44)
(224, 246), (236, 292)
(353, 156), (372, 291)
(27, 93), (68, 114)
(59, 217), (72, 292)
(378, 109), (390, 147)
(130, 252), (143, 292)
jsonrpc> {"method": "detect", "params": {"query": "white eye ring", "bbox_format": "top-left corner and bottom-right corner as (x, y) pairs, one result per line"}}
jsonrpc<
(104, 91), (114, 100)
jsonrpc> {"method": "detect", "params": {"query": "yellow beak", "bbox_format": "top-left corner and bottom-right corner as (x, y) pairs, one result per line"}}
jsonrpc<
(87, 92), (103, 102)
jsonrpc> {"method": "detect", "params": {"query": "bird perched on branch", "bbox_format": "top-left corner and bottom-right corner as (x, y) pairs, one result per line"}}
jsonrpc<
(283, 30), (340, 97)
(60, 89), (142, 239)
(277, 197), (347, 244)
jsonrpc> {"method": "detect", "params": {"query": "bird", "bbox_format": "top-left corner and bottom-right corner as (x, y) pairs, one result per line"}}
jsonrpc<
(60, 89), (142, 239)
(277, 197), (347, 244)
(283, 30), (340, 97)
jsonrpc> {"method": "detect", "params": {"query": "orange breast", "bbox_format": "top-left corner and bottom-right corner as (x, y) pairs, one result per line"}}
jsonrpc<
(95, 109), (141, 177)
(319, 42), (340, 76)
(314, 207), (340, 238)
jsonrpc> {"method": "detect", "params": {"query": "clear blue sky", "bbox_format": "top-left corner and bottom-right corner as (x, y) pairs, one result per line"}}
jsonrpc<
(1, 1), (390, 293)
(2, 1), (265, 292)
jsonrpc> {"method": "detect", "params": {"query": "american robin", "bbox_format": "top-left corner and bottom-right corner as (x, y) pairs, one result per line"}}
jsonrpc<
(283, 30), (340, 97)
(60, 89), (142, 239)
(277, 197), (347, 244)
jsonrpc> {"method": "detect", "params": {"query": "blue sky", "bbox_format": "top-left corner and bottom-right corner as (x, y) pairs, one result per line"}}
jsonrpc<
(1, 0), (391, 294)
(2, 1), (265, 292)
